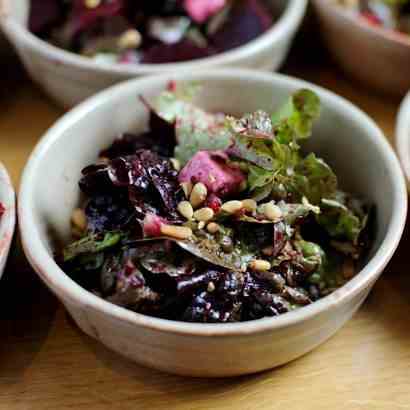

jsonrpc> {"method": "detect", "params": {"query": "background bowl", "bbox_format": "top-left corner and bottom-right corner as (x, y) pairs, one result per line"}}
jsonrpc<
(0, 0), (307, 108)
(0, 162), (15, 279)
(396, 91), (410, 185)
(312, 0), (410, 96)
(19, 69), (407, 377)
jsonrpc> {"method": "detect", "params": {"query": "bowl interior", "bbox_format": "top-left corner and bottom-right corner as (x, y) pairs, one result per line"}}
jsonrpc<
(24, 71), (402, 284)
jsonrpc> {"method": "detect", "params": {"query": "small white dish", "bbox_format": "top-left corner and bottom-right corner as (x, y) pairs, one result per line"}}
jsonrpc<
(396, 92), (410, 184)
(0, 0), (307, 108)
(19, 69), (407, 377)
(0, 162), (15, 279)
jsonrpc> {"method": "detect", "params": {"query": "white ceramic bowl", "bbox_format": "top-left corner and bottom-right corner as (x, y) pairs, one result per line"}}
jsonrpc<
(0, 162), (15, 279)
(19, 69), (407, 377)
(0, 0), (307, 108)
(396, 92), (410, 184)
(312, 0), (410, 96)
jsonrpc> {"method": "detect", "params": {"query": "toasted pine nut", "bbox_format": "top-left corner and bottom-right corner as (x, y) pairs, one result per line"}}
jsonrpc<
(170, 158), (181, 171)
(221, 200), (243, 214)
(193, 207), (214, 222)
(118, 29), (142, 50)
(262, 202), (283, 221)
(207, 281), (216, 292)
(249, 259), (271, 272)
(206, 222), (220, 234)
(190, 182), (207, 208)
(177, 201), (194, 220)
(198, 221), (206, 230)
(242, 199), (257, 213)
(71, 208), (87, 231)
(160, 224), (192, 240)
(181, 182), (193, 199)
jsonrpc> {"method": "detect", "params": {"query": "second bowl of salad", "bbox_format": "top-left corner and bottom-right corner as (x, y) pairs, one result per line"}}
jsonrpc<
(19, 69), (407, 376)
(0, 0), (307, 107)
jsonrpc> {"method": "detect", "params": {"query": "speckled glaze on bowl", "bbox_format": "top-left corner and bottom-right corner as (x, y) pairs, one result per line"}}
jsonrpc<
(396, 91), (410, 185)
(0, 0), (307, 108)
(312, 0), (410, 96)
(0, 162), (15, 279)
(19, 69), (407, 377)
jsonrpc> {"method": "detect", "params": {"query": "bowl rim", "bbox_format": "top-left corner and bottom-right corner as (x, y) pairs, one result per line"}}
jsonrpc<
(0, 0), (307, 75)
(396, 92), (410, 184)
(0, 162), (16, 275)
(313, 0), (410, 48)
(18, 68), (408, 337)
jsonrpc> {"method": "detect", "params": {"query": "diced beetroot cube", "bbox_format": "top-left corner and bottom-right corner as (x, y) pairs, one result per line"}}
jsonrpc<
(178, 151), (245, 197)
(183, 0), (226, 24)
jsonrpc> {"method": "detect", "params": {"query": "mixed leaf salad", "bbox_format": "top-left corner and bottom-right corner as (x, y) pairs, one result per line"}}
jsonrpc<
(59, 83), (372, 323)
(337, 0), (410, 35)
(29, 0), (273, 64)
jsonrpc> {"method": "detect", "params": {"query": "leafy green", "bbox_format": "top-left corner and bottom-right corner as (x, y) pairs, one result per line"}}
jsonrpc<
(156, 86), (231, 165)
(63, 232), (123, 262)
(295, 239), (326, 273)
(277, 198), (320, 225)
(316, 191), (368, 244)
(271, 89), (321, 145)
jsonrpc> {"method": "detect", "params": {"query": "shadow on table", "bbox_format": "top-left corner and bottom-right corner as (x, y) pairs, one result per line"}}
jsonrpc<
(0, 235), (58, 383)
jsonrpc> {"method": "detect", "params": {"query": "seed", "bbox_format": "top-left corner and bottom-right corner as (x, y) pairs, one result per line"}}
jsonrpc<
(71, 208), (87, 232)
(207, 281), (216, 292)
(190, 182), (207, 208)
(118, 29), (142, 50)
(193, 207), (214, 222)
(262, 246), (274, 256)
(85, 0), (101, 8)
(206, 222), (220, 234)
(181, 181), (193, 199)
(198, 221), (206, 230)
(262, 202), (283, 221)
(160, 224), (192, 240)
(221, 200), (243, 214)
(170, 158), (181, 171)
(242, 199), (257, 213)
(177, 201), (194, 220)
(249, 259), (271, 272)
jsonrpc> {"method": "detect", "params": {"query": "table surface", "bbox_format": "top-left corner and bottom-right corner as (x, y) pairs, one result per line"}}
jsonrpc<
(0, 41), (409, 410)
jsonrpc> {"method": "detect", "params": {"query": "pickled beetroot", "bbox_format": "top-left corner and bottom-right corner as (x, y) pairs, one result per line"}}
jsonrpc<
(179, 151), (245, 197)
(29, 0), (274, 65)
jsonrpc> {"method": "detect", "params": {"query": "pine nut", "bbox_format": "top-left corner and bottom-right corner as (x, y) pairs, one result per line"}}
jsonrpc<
(198, 221), (206, 230)
(71, 208), (87, 231)
(262, 202), (282, 221)
(207, 281), (216, 292)
(249, 259), (271, 272)
(177, 201), (194, 220)
(221, 200), (243, 214)
(206, 222), (220, 234)
(181, 181), (193, 199)
(85, 0), (101, 8)
(160, 224), (192, 240)
(118, 29), (142, 50)
(170, 158), (181, 171)
(242, 199), (257, 213)
(190, 182), (207, 208)
(193, 207), (214, 222)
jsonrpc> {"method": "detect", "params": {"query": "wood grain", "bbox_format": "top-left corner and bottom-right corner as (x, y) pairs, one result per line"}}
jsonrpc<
(0, 46), (409, 410)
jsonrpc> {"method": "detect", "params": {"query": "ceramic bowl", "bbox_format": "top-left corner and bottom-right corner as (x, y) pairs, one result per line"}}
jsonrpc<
(0, 0), (307, 108)
(396, 91), (410, 184)
(0, 162), (15, 279)
(312, 0), (410, 96)
(19, 69), (407, 377)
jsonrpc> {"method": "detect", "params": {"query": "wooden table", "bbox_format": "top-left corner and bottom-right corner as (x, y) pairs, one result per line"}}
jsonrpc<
(0, 42), (409, 410)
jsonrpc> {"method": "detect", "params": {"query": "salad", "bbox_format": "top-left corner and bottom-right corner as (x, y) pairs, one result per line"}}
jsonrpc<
(29, 0), (273, 65)
(59, 84), (372, 323)
(336, 0), (410, 35)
